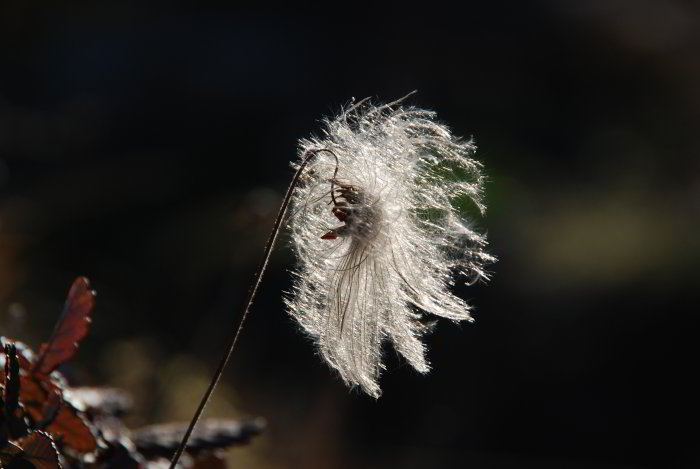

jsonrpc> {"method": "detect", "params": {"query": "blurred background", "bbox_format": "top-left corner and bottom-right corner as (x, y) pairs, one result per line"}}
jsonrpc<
(1, 1), (698, 468)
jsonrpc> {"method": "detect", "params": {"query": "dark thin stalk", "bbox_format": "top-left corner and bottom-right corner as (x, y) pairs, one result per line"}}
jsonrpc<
(168, 149), (324, 468)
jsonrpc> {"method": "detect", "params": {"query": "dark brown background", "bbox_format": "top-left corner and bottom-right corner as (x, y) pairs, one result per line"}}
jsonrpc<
(1, 1), (698, 468)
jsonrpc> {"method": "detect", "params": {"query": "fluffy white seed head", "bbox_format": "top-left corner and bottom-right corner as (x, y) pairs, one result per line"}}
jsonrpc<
(286, 97), (494, 398)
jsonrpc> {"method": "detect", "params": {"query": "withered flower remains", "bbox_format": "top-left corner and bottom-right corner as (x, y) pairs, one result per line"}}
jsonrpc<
(286, 97), (494, 397)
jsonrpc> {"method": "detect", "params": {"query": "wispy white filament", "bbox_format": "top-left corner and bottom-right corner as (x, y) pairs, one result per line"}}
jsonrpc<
(286, 97), (494, 397)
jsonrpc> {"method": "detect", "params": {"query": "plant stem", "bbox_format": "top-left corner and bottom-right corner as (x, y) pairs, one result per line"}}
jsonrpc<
(168, 149), (321, 468)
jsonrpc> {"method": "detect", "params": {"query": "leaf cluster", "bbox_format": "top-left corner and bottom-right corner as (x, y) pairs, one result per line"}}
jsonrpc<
(0, 278), (264, 468)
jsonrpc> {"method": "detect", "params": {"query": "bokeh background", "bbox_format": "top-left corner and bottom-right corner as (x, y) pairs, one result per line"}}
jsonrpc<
(1, 1), (698, 468)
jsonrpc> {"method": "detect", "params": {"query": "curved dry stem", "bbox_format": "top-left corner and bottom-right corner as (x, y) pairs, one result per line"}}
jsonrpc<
(168, 149), (324, 469)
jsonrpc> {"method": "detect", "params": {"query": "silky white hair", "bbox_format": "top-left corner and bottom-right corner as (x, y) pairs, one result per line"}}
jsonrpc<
(285, 96), (494, 397)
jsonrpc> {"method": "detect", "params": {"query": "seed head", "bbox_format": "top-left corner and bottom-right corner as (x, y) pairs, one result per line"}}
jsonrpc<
(286, 96), (494, 397)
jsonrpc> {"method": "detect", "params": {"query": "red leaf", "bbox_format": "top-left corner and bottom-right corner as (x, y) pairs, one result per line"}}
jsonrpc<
(37, 393), (60, 429)
(15, 377), (98, 455)
(33, 278), (96, 375)
(17, 376), (59, 424)
(0, 440), (22, 465)
(192, 452), (228, 469)
(15, 431), (62, 469)
(46, 404), (97, 454)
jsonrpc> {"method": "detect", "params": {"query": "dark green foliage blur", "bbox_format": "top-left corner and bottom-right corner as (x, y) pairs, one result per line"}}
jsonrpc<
(1, 1), (698, 468)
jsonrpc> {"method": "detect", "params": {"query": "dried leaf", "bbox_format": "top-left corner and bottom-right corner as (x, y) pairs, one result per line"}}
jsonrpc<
(33, 278), (96, 376)
(0, 441), (22, 466)
(132, 419), (265, 458)
(14, 431), (62, 469)
(95, 436), (144, 469)
(36, 394), (60, 430)
(44, 404), (97, 454)
(0, 341), (34, 375)
(17, 377), (60, 427)
(192, 452), (227, 469)
(15, 379), (97, 455)
(3, 345), (28, 439)
(64, 387), (133, 418)
(4, 345), (21, 419)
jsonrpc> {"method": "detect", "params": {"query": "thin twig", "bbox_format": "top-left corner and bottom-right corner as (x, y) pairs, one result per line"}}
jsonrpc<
(168, 149), (326, 468)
